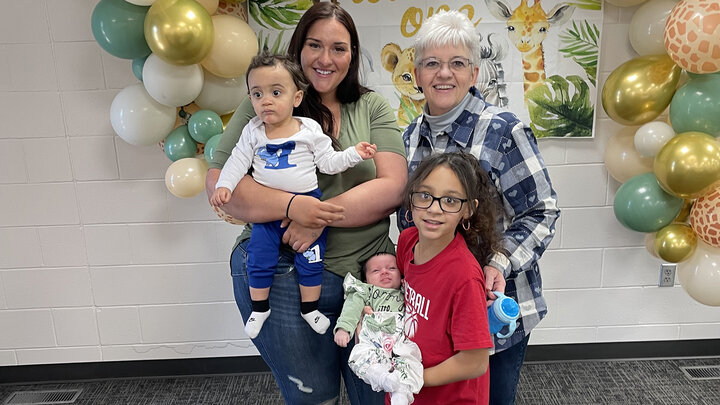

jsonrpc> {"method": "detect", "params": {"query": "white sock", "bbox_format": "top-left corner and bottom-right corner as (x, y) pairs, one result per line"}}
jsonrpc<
(244, 310), (270, 339)
(301, 309), (330, 334)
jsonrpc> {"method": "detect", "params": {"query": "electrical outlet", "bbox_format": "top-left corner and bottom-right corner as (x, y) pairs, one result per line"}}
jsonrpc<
(659, 263), (676, 287)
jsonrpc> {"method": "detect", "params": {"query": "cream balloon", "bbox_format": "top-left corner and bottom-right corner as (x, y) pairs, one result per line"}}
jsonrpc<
(604, 127), (654, 183)
(634, 121), (675, 157)
(196, 0), (219, 14)
(606, 0), (649, 6)
(125, 0), (156, 5)
(110, 83), (176, 146)
(629, 0), (678, 55)
(142, 54), (204, 107)
(644, 232), (660, 258)
(165, 157), (209, 198)
(677, 240), (720, 306)
(201, 14), (258, 78)
(194, 69), (247, 115)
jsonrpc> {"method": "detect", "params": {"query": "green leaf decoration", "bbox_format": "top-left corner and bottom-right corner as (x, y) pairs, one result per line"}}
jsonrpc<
(396, 94), (422, 127)
(526, 75), (594, 138)
(567, 0), (601, 10)
(257, 29), (288, 54)
(559, 20), (599, 86)
(249, 0), (310, 29)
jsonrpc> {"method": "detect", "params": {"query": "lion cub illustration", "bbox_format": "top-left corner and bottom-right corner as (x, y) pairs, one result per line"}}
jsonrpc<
(381, 43), (425, 127)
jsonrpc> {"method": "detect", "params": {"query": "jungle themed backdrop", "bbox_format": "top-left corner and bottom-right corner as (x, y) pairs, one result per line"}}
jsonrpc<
(249, 0), (603, 138)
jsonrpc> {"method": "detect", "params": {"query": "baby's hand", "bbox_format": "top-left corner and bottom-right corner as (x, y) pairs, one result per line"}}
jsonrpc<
(334, 329), (351, 347)
(355, 142), (377, 159)
(210, 187), (231, 207)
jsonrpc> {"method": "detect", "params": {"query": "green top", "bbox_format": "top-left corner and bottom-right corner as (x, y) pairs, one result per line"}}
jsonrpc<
(210, 91), (406, 278)
(334, 273), (405, 337)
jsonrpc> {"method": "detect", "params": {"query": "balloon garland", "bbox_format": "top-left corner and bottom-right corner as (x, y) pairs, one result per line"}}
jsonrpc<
(602, 0), (720, 306)
(92, 0), (257, 200)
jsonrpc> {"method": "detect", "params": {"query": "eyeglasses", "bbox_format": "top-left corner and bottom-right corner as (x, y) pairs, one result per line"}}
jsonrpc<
(419, 57), (472, 72)
(410, 192), (468, 213)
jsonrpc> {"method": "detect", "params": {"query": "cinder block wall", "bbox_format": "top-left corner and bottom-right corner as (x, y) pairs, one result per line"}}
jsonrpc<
(0, 1), (718, 367)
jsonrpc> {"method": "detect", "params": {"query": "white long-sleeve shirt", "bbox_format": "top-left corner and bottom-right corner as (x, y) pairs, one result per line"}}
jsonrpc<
(216, 116), (363, 194)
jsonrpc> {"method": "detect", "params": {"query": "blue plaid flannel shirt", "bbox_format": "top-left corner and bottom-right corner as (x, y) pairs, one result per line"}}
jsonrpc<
(400, 87), (560, 353)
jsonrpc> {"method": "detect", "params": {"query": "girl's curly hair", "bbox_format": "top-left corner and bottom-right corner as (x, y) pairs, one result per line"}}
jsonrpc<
(403, 152), (503, 267)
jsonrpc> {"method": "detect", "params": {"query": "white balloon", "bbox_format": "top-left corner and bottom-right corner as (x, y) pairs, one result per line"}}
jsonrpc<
(142, 54), (204, 107)
(634, 121), (675, 157)
(194, 70), (247, 115)
(677, 240), (720, 306)
(629, 0), (678, 55)
(110, 83), (176, 146)
(124, 0), (156, 5)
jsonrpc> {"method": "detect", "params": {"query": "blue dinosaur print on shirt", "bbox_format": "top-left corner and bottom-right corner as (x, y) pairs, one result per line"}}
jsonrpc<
(257, 141), (297, 169)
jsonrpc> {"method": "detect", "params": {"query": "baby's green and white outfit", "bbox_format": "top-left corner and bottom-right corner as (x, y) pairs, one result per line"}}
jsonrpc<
(335, 274), (423, 405)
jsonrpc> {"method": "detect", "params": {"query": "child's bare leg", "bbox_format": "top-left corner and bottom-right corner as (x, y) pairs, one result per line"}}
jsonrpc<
(299, 284), (330, 334)
(244, 287), (271, 339)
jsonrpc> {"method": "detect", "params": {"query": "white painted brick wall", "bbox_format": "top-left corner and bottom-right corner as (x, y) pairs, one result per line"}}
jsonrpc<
(0, 0), (718, 367)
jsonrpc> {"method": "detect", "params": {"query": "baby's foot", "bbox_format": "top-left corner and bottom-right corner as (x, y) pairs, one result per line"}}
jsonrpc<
(244, 310), (271, 339)
(301, 310), (330, 334)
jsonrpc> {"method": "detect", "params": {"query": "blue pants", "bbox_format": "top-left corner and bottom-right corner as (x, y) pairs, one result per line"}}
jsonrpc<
(231, 239), (385, 404)
(246, 189), (326, 289)
(489, 333), (530, 405)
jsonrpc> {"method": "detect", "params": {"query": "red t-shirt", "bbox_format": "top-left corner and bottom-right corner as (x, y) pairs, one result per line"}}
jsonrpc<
(396, 227), (492, 405)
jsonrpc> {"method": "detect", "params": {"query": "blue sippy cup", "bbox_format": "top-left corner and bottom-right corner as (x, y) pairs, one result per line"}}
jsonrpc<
(487, 291), (519, 338)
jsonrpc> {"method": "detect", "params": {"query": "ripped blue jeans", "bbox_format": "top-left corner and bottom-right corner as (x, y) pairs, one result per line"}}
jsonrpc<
(231, 239), (385, 404)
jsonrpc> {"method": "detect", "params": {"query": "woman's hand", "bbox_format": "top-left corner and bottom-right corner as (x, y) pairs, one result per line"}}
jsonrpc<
(205, 168), (221, 201)
(281, 221), (325, 253)
(483, 265), (506, 307)
(288, 194), (345, 228)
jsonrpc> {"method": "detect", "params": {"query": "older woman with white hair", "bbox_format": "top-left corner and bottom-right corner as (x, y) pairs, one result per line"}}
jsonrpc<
(399, 10), (560, 405)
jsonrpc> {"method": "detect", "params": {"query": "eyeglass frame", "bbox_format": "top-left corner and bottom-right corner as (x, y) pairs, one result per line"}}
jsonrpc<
(410, 191), (468, 213)
(418, 57), (473, 72)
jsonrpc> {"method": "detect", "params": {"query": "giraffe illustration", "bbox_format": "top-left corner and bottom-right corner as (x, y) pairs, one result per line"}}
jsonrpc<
(485, 0), (574, 102)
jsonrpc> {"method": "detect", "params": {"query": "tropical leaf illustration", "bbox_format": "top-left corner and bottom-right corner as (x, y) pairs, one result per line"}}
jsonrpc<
(526, 75), (594, 138)
(567, 0), (601, 10)
(257, 29), (288, 53)
(559, 20), (599, 86)
(396, 94), (422, 127)
(249, 0), (311, 30)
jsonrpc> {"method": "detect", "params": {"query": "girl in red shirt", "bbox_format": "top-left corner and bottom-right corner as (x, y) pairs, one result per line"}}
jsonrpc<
(397, 152), (502, 404)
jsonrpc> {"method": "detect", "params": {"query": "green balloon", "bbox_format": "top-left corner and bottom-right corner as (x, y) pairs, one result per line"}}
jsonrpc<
(131, 56), (148, 81)
(164, 125), (198, 162)
(204, 134), (222, 163)
(613, 173), (684, 233)
(91, 0), (151, 59)
(188, 110), (224, 144)
(669, 72), (720, 138)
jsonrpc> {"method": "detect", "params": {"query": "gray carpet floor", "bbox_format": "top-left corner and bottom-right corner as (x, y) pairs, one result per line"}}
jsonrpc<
(1, 357), (719, 404)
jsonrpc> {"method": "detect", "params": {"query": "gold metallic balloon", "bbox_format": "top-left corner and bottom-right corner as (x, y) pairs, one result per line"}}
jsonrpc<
(674, 199), (694, 223)
(654, 131), (720, 198)
(644, 232), (660, 259)
(601, 54), (682, 126)
(655, 223), (697, 263)
(145, 0), (214, 65)
(220, 112), (234, 130)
